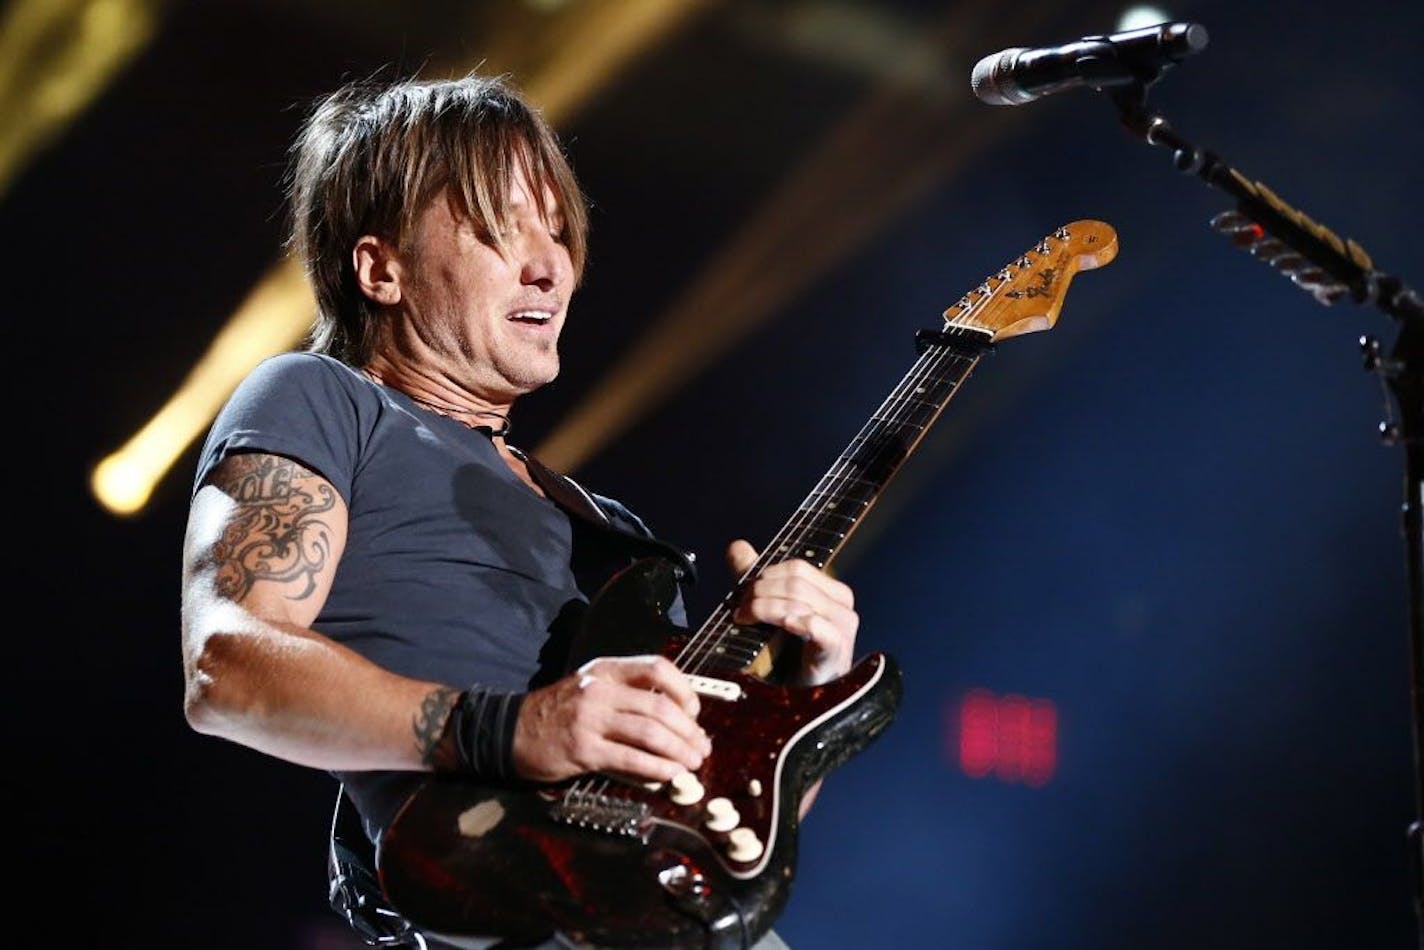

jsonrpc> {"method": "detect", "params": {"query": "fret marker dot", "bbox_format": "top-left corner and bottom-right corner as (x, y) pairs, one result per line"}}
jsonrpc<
(915, 386), (925, 394)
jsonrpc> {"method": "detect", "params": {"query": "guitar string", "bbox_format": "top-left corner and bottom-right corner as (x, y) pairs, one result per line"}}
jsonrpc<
(567, 255), (1026, 807)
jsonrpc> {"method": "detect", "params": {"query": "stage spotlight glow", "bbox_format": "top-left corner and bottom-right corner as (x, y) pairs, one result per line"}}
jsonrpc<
(90, 258), (313, 517)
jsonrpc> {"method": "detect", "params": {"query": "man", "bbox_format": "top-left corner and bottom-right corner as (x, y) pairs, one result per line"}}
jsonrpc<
(181, 73), (860, 949)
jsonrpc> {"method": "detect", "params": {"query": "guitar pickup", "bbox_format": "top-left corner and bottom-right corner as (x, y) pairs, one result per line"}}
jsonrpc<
(686, 675), (742, 701)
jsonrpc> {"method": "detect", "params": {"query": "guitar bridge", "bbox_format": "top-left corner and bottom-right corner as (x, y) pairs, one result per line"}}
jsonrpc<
(551, 788), (652, 839)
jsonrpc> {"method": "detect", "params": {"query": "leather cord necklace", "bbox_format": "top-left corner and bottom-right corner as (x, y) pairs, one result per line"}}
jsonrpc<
(407, 395), (512, 438)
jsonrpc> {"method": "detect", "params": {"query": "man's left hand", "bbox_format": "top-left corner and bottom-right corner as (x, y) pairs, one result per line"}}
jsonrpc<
(725, 539), (859, 687)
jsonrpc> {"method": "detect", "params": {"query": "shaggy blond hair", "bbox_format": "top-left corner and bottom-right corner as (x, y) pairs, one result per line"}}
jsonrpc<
(286, 73), (589, 362)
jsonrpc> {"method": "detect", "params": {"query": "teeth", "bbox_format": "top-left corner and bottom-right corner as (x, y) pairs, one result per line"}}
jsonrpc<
(510, 310), (552, 323)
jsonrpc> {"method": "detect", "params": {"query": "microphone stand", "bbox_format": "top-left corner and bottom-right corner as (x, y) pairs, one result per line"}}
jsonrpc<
(1104, 74), (1424, 945)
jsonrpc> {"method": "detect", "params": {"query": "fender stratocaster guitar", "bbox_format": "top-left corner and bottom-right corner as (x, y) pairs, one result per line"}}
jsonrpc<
(377, 220), (1120, 948)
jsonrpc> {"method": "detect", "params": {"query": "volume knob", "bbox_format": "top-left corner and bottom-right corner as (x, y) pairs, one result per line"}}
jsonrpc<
(669, 771), (705, 805)
(704, 797), (739, 832)
(726, 827), (764, 862)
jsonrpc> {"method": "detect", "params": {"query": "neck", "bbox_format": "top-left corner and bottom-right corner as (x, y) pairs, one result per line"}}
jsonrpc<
(362, 356), (515, 435)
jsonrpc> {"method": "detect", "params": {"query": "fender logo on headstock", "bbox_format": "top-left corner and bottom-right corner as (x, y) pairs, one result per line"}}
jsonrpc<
(1006, 267), (1058, 299)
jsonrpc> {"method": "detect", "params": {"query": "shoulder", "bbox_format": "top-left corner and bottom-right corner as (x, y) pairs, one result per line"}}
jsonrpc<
(196, 352), (377, 500)
(236, 351), (369, 403)
(216, 352), (381, 438)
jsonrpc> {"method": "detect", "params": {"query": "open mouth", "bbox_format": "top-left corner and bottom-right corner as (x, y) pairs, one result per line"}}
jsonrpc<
(509, 310), (554, 326)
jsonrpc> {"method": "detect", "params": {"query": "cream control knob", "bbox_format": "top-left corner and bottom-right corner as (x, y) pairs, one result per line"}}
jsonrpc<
(747, 779), (763, 798)
(726, 827), (764, 862)
(669, 771), (705, 805)
(703, 797), (739, 832)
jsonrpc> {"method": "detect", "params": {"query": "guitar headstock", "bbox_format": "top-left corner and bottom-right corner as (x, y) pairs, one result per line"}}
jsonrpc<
(943, 220), (1119, 341)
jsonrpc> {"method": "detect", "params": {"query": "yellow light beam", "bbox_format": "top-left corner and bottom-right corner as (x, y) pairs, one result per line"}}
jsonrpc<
(91, 258), (312, 516)
(90, 0), (715, 517)
(0, 0), (168, 199)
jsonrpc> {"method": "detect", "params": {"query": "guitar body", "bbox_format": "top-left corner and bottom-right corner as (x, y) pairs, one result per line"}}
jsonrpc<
(378, 558), (904, 949)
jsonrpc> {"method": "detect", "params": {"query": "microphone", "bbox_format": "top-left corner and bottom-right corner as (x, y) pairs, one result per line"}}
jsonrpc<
(971, 21), (1208, 106)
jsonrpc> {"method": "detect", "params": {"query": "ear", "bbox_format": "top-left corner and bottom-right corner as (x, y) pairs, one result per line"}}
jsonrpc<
(352, 235), (404, 306)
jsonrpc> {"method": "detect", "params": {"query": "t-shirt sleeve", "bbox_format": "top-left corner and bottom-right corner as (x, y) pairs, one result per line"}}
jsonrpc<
(191, 352), (364, 503)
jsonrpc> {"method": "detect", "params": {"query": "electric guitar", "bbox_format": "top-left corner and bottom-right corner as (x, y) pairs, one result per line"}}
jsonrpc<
(376, 220), (1120, 948)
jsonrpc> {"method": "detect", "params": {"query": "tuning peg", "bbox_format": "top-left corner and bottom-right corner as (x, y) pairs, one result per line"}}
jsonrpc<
(1211, 211), (1267, 249)
(1210, 210), (1254, 231)
(1247, 239), (1291, 262)
(1361, 335), (1385, 370)
(1360, 335), (1404, 376)
(1299, 279), (1351, 307)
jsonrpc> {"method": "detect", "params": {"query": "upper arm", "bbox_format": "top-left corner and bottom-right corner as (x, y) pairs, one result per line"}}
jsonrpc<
(183, 451), (349, 635)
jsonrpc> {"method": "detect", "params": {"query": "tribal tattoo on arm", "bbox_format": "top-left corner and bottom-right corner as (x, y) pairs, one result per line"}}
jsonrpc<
(205, 453), (339, 602)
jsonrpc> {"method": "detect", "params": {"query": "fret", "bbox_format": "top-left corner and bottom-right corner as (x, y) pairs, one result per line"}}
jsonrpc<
(802, 488), (879, 516)
(793, 506), (858, 529)
(802, 490), (870, 507)
(867, 415), (925, 430)
(784, 523), (845, 550)
(818, 472), (880, 489)
(894, 395), (948, 411)
(772, 538), (835, 558)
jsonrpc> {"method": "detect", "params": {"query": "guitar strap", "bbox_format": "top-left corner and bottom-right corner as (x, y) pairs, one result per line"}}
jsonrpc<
(515, 446), (700, 586)
(328, 784), (427, 947)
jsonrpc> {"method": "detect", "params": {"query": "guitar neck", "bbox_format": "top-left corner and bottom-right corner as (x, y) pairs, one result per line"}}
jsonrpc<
(685, 326), (992, 667)
(674, 219), (1119, 676)
(762, 328), (990, 573)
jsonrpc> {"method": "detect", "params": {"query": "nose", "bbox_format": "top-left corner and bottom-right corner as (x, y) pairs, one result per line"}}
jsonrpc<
(519, 227), (569, 292)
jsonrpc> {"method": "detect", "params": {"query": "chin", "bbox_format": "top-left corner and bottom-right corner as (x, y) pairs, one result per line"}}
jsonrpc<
(515, 362), (560, 393)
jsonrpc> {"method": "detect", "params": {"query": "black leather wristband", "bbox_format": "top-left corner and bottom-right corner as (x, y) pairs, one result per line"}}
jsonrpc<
(451, 687), (525, 781)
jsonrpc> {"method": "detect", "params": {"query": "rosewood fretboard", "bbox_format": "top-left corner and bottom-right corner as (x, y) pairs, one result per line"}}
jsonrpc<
(675, 326), (993, 676)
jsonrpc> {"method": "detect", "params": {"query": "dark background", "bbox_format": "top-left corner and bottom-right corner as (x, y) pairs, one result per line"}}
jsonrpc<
(9, 1), (1422, 947)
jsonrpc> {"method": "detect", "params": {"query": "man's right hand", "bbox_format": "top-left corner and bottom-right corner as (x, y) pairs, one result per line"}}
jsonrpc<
(512, 655), (711, 783)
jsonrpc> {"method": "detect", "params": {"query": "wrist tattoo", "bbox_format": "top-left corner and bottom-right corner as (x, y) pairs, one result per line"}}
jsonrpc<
(415, 686), (462, 770)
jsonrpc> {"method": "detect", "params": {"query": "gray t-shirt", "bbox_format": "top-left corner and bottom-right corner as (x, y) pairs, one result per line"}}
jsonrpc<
(192, 351), (691, 839)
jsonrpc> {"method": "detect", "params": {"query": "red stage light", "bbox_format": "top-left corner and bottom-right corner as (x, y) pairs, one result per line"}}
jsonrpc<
(954, 689), (1058, 786)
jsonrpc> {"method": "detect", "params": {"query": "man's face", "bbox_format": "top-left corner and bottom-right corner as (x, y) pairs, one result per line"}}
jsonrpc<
(396, 163), (574, 402)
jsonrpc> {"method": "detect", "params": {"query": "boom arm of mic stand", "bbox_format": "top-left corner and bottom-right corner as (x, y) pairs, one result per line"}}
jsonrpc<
(1106, 81), (1424, 946)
